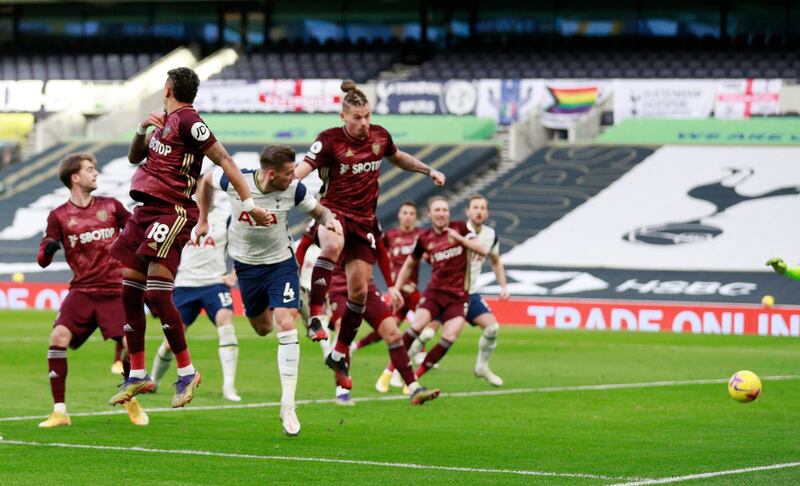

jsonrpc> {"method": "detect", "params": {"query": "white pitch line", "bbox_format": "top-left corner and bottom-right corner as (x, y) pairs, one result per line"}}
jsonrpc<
(611, 461), (800, 485)
(2, 375), (798, 423)
(0, 440), (639, 481)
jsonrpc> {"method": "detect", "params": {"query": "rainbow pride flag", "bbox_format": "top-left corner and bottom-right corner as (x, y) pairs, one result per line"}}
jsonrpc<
(546, 86), (599, 114)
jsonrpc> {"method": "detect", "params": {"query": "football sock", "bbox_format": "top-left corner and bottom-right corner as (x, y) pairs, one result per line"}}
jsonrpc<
(47, 346), (67, 404)
(476, 323), (499, 370)
(277, 329), (299, 406)
(309, 257), (335, 317)
(122, 279), (147, 371)
(334, 300), (365, 353)
(217, 325), (239, 388)
(151, 341), (173, 384)
(388, 341), (416, 386)
(356, 330), (382, 349)
(147, 277), (192, 368)
(416, 338), (454, 378)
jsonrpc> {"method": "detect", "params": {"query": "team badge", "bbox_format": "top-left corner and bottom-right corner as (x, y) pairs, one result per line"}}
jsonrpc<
(161, 126), (171, 138)
(96, 209), (108, 221)
(372, 143), (380, 155)
(345, 148), (354, 157)
(67, 217), (77, 227)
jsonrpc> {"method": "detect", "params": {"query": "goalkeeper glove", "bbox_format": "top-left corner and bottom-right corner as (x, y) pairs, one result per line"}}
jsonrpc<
(766, 257), (787, 275)
(44, 239), (61, 257)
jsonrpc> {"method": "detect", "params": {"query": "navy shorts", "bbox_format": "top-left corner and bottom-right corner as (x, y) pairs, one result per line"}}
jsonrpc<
(173, 283), (233, 326)
(466, 293), (493, 324)
(235, 257), (301, 318)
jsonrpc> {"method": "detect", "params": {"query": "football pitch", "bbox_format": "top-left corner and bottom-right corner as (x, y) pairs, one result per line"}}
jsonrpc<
(1, 310), (798, 484)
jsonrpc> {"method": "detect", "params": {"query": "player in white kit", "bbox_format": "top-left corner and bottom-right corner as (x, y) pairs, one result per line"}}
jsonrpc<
(195, 145), (342, 436)
(150, 193), (241, 401)
(464, 195), (508, 386)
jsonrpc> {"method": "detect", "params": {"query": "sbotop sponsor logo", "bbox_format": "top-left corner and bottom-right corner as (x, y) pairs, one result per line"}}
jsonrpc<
(148, 136), (173, 156)
(67, 227), (116, 248)
(431, 245), (463, 263)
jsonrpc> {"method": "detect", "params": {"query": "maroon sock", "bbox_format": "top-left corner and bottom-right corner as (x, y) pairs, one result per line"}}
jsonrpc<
(122, 279), (147, 370)
(309, 257), (335, 317)
(47, 346), (67, 404)
(146, 277), (191, 368)
(420, 338), (453, 372)
(356, 330), (383, 349)
(402, 328), (420, 349)
(388, 341), (415, 385)
(334, 300), (365, 353)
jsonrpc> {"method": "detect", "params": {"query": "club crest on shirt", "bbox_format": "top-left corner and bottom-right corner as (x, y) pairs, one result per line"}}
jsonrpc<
(96, 209), (108, 221)
(372, 143), (380, 155)
(161, 126), (171, 138)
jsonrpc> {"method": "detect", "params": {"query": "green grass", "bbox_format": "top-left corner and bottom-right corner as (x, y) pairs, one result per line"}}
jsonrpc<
(1, 310), (799, 485)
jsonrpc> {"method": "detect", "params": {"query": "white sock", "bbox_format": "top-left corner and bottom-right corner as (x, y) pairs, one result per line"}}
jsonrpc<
(54, 402), (66, 414)
(476, 323), (499, 370)
(331, 349), (345, 361)
(151, 341), (173, 384)
(277, 329), (299, 406)
(177, 364), (196, 377)
(129, 369), (146, 379)
(319, 335), (332, 358)
(335, 385), (348, 397)
(408, 329), (432, 360)
(408, 382), (420, 394)
(217, 325), (239, 388)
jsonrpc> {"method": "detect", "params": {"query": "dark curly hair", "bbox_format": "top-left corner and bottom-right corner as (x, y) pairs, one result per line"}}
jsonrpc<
(167, 67), (200, 103)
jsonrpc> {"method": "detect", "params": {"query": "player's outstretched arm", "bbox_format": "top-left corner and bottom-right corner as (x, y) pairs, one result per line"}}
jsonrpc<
(294, 160), (315, 180)
(203, 142), (273, 227)
(193, 172), (215, 242)
(308, 202), (343, 236)
(128, 112), (164, 164)
(446, 227), (489, 256)
(389, 255), (419, 308)
(489, 253), (509, 300)
(767, 257), (800, 281)
(387, 150), (445, 186)
(37, 212), (62, 268)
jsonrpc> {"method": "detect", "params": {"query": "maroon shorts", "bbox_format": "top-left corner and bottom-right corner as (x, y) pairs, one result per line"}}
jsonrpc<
(330, 285), (394, 330)
(418, 289), (468, 323)
(312, 212), (379, 265)
(397, 288), (422, 319)
(111, 200), (198, 276)
(55, 290), (124, 349)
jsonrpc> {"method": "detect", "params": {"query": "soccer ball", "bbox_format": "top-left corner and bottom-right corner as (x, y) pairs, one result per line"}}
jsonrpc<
(728, 370), (761, 402)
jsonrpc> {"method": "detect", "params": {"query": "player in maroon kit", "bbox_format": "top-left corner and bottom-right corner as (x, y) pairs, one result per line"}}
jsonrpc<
(296, 223), (439, 406)
(389, 196), (488, 380)
(351, 201), (422, 352)
(109, 67), (272, 408)
(37, 153), (148, 428)
(294, 80), (444, 402)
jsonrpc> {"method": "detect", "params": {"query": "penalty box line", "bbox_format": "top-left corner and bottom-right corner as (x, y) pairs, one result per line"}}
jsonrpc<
(0, 439), (643, 482)
(1, 375), (798, 423)
(610, 461), (800, 485)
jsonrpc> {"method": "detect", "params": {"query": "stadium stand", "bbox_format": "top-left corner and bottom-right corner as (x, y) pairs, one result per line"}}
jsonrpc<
(212, 39), (407, 82)
(408, 35), (800, 80)
(478, 145), (653, 251)
(0, 38), (180, 81)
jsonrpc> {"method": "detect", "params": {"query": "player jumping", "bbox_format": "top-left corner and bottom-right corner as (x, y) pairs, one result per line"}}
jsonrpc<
(109, 67), (272, 408)
(38, 153), (148, 427)
(294, 80), (444, 401)
(197, 144), (342, 436)
(150, 194), (241, 402)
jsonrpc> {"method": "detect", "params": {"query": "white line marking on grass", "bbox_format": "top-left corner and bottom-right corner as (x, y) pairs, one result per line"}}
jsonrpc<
(0, 440), (639, 481)
(611, 461), (800, 485)
(2, 375), (798, 423)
